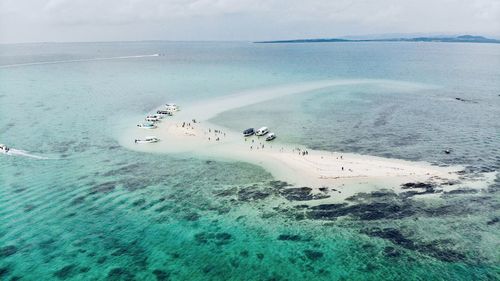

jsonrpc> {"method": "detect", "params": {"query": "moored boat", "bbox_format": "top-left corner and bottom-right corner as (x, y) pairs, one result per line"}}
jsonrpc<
(255, 127), (269, 136)
(243, 128), (255, 137)
(157, 110), (173, 116)
(165, 103), (180, 111)
(145, 115), (161, 122)
(265, 133), (276, 141)
(137, 122), (157, 129)
(134, 136), (160, 144)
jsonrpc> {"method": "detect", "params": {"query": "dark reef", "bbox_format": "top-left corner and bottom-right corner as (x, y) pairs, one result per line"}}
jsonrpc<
(106, 267), (135, 281)
(53, 264), (78, 279)
(280, 187), (330, 201)
(0, 245), (18, 258)
(277, 234), (304, 242)
(304, 250), (324, 261)
(362, 228), (466, 262)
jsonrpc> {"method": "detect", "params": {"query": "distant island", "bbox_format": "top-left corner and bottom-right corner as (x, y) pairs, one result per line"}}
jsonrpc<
(255, 35), (500, 44)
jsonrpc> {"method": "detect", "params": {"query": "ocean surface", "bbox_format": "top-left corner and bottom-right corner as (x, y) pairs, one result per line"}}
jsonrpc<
(1, 41), (499, 280)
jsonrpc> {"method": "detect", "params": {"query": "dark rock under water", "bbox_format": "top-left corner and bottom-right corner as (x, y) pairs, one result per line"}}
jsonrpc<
(106, 267), (135, 281)
(303, 249), (324, 261)
(53, 264), (78, 279)
(279, 187), (330, 201)
(0, 245), (18, 258)
(306, 202), (415, 221)
(362, 227), (466, 262)
(277, 234), (303, 242)
(486, 217), (499, 225)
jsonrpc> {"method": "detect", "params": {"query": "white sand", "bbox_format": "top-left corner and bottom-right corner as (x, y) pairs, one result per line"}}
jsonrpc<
(119, 81), (495, 201)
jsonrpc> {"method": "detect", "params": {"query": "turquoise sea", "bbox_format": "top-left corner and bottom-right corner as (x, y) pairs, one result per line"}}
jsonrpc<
(1, 41), (499, 280)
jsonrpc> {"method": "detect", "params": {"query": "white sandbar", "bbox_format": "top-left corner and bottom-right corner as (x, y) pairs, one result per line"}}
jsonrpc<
(118, 80), (495, 201)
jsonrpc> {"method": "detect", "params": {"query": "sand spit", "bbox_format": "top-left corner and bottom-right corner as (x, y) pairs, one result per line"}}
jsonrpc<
(120, 81), (496, 201)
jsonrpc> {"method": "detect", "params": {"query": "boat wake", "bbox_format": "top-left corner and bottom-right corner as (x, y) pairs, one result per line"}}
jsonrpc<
(0, 54), (160, 69)
(5, 149), (50, 159)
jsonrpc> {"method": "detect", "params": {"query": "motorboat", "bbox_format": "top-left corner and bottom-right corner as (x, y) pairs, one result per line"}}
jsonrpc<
(255, 127), (269, 136)
(145, 115), (161, 122)
(265, 133), (276, 141)
(134, 136), (160, 144)
(243, 128), (255, 137)
(0, 144), (9, 154)
(165, 103), (180, 111)
(157, 110), (173, 116)
(137, 122), (157, 129)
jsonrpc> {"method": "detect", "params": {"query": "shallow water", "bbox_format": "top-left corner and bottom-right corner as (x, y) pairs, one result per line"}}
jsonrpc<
(1, 41), (499, 280)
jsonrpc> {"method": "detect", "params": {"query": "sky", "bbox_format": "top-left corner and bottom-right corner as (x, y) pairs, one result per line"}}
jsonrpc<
(1, 0), (499, 43)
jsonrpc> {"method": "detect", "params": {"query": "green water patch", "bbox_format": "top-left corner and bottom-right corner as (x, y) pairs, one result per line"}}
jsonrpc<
(1, 147), (499, 280)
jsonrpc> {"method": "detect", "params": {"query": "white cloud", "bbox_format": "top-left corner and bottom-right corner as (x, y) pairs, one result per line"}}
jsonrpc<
(0, 0), (499, 43)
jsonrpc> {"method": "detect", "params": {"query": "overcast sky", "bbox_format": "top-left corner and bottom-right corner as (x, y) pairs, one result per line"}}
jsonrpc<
(1, 0), (499, 43)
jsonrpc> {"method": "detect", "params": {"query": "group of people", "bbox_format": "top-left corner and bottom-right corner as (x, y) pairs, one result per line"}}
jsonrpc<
(207, 127), (226, 142)
(181, 121), (195, 129)
(248, 138), (266, 150)
(177, 119), (230, 143)
(178, 121), (352, 173)
(293, 147), (309, 156)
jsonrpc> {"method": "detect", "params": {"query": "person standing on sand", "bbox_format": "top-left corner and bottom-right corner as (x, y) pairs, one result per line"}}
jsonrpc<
(342, 167), (344, 171)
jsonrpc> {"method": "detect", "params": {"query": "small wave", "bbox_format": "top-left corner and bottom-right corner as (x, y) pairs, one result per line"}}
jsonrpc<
(5, 149), (50, 159)
(0, 54), (160, 69)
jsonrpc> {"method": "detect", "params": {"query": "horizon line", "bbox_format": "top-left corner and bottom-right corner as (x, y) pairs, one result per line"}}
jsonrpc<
(2, 33), (500, 46)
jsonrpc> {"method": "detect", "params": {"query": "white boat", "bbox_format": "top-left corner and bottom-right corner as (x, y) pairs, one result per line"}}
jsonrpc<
(165, 103), (180, 111)
(145, 115), (161, 122)
(156, 110), (173, 116)
(265, 133), (276, 141)
(134, 136), (160, 144)
(255, 127), (269, 136)
(137, 122), (157, 129)
(0, 144), (10, 154)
